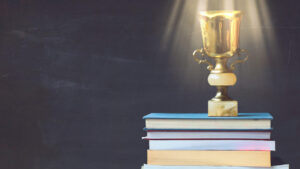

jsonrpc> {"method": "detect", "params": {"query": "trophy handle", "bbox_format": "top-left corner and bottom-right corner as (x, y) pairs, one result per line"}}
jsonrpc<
(193, 48), (214, 71)
(230, 48), (248, 70)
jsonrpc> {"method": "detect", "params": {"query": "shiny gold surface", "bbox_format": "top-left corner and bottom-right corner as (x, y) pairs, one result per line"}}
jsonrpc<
(199, 10), (242, 58)
(193, 49), (213, 71)
(212, 86), (231, 101)
(192, 10), (248, 116)
(230, 49), (248, 70)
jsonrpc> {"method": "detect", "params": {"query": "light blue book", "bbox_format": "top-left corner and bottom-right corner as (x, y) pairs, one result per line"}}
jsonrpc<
(143, 113), (273, 130)
(143, 112), (273, 120)
(142, 164), (289, 169)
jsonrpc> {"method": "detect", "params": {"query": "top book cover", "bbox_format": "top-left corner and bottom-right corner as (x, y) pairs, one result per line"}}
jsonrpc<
(143, 113), (273, 120)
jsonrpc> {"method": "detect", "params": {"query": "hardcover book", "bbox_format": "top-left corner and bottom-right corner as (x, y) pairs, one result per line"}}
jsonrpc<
(143, 130), (271, 140)
(148, 140), (275, 151)
(144, 113), (273, 130)
(147, 150), (271, 167)
(142, 164), (289, 169)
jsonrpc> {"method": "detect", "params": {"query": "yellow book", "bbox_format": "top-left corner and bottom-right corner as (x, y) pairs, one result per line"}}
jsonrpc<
(147, 150), (271, 167)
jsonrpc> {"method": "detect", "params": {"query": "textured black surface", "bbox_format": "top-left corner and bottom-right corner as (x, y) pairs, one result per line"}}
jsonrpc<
(0, 0), (299, 169)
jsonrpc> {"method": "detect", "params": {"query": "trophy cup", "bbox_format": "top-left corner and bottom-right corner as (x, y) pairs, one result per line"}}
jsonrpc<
(193, 10), (248, 116)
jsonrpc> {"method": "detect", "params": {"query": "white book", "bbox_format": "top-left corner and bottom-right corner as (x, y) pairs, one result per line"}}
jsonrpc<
(142, 164), (289, 169)
(145, 119), (271, 129)
(144, 131), (271, 140)
(149, 140), (275, 151)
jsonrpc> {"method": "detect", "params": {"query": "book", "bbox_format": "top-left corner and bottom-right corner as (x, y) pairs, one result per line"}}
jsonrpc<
(148, 140), (275, 151)
(143, 130), (271, 140)
(142, 164), (289, 169)
(144, 113), (272, 130)
(147, 150), (271, 167)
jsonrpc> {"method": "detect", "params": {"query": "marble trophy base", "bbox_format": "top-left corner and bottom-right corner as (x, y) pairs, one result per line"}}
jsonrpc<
(208, 100), (238, 116)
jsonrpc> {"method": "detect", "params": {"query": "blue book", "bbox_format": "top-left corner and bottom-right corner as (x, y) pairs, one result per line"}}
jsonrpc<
(143, 113), (273, 120)
(143, 113), (273, 130)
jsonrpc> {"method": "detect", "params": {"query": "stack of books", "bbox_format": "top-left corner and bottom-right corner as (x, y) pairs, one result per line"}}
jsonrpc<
(141, 113), (289, 169)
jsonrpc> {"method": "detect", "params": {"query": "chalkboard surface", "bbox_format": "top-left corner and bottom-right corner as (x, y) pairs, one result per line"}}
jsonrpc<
(0, 0), (299, 169)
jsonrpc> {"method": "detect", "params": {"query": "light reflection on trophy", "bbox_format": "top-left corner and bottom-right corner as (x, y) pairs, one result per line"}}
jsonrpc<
(193, 11), (248, 116)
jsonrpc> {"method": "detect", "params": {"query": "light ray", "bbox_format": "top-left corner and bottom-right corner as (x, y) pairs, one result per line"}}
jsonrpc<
(159, 0), (277, 90)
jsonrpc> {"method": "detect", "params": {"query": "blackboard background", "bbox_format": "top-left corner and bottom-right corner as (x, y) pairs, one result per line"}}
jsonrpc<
(0, 0), (299, 169)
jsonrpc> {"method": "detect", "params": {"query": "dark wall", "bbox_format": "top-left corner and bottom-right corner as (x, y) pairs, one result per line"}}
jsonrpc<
(0, 0), (299, 169)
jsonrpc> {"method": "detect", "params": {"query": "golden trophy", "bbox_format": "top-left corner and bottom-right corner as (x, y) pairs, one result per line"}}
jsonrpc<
(193, 10), (248, 116)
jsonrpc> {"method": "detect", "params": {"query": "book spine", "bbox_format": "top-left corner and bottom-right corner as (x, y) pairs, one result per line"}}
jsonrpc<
(142, 164), (289, 169)
(149, 140), (275, 151)
(147, 150), (271, 167)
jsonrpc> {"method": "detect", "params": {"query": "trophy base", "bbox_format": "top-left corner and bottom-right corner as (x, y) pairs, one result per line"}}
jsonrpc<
(208, 100), (238, 117)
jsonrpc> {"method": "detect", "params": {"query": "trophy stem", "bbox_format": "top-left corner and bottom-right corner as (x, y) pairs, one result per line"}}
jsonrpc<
(208, 85), (238, 116)
(211, 86), (232, 101)
(211, 58), (232, 74)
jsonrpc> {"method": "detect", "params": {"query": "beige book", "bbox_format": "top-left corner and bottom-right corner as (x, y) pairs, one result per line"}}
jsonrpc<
(145, 119), (271, 129)
(147, 150), (271, 167)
